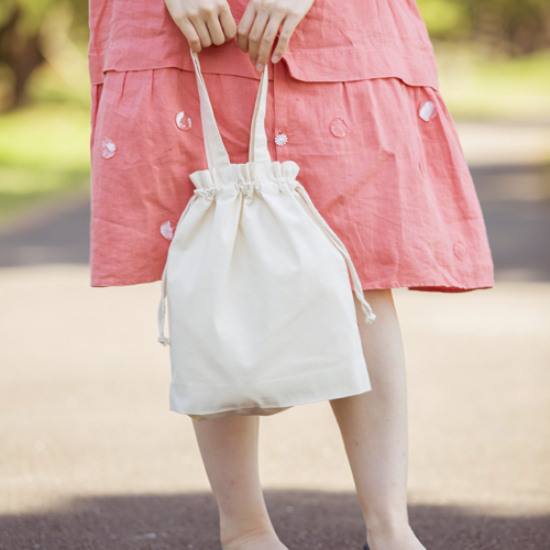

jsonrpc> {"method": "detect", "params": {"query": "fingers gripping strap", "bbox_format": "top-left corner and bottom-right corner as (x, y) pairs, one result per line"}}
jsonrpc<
(190, 50), (231, 170)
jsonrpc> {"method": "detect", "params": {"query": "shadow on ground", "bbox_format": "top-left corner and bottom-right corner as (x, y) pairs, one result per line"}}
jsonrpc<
(0, 491), (548, 550)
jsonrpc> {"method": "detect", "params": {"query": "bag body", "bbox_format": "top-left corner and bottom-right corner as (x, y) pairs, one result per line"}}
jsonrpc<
(158, 50), (376, 420)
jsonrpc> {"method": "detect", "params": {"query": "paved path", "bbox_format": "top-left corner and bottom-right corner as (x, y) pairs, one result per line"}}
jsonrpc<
(0, 266), (548, 549)
(0, 120), (549, 549)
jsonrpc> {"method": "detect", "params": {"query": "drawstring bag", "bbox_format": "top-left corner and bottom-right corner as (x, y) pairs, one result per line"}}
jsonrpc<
(158, 49), (376, 420)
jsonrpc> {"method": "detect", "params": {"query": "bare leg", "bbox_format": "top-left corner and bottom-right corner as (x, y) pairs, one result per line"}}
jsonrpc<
(192, 415), (288, 550)
(330, 289), (426, 550)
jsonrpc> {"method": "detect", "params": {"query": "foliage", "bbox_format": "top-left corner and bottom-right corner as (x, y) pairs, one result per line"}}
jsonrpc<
(416, 0), (470, 40)
(0, 0), (88, 110)
(417, 0), (550, 55)
(1, 0), (550, 110)
(0, 0), (549, 223)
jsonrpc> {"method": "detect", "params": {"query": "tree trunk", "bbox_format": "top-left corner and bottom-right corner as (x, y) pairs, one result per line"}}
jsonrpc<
(0, 7), (45, 111)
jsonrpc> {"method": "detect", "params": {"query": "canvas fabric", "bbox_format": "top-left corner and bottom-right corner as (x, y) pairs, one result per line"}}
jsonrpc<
(157, 50), (376, 420)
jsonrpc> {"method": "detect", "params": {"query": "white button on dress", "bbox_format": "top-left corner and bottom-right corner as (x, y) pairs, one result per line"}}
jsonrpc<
(329, 118), (349, 138)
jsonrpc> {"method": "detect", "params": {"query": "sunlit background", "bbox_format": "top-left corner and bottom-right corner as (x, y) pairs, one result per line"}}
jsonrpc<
(0, 2), (549, 550)
(0, 0), (549, 223)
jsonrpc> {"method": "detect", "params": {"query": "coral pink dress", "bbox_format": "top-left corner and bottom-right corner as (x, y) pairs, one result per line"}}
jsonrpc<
(88, 0), (494, 292)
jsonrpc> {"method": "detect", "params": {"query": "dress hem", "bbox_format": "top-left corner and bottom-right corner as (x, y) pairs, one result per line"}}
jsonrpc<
(90, 274), (495, 294)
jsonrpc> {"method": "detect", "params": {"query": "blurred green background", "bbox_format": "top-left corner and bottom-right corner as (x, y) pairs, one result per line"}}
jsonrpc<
(0, 0), (549, 224)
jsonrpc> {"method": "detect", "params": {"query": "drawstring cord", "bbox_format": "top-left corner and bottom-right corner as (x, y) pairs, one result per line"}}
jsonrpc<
(290, 178), (376, 324)
(157, 263), (170, 347)
(159, 176), (376, 348)
(157, 194), (199, 347)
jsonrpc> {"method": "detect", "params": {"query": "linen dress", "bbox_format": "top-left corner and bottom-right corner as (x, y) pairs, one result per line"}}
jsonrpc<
(88, 0), (494, 292)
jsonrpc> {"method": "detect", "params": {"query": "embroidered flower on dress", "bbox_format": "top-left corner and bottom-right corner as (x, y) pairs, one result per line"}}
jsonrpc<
(275, 133), (288, 146)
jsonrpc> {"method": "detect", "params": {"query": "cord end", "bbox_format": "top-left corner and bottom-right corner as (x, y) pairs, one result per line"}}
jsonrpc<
(158, 336), (171, 347)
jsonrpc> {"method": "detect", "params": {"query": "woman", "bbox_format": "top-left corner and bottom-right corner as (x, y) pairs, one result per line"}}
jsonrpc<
(87, 1), (494, 550)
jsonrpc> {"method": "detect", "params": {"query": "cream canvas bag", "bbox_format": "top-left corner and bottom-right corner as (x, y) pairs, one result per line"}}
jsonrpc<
(157, 49), (376, 420)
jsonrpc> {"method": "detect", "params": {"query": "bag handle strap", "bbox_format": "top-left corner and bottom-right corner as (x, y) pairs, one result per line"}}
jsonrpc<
(247, 58), (272, 164)
(190, 49), (272, 171)
(190, 50), (231, 170)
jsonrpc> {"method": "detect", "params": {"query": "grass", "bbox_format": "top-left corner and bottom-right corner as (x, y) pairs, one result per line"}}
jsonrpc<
(0, 70), (91, 225)
(0, 166), (89, 223)
(435, 44), (550, 119)
(0, 43), (549, 226)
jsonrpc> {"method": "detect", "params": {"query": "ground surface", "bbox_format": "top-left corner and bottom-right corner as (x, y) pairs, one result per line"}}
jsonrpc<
(0, 120), (549, 550)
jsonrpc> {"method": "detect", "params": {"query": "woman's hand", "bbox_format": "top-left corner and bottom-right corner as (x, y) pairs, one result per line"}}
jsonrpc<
(165, 0), (237, 53)
(237, 0), (316, 71)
